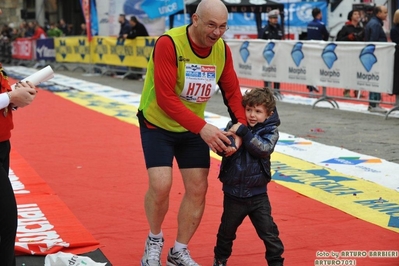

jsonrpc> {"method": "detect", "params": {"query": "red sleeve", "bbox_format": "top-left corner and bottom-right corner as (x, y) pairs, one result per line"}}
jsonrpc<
(31, 31), (40, 40)
(31, 28), (46, 40)
(218, 44), (247, 126)
(153, 36), (206, 133)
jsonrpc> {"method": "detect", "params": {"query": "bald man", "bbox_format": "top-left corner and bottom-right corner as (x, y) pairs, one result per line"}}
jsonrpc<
(137, 0), (247, 265)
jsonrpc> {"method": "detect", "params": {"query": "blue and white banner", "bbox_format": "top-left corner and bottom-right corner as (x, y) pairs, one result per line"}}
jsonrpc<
(35, 38), (55, 61)
(90, 0), (99, 37)
(284, 1), (328, 29)
(141, 0), (185, 19)
(98, 0), (166, 37)
(226, 39), (395, 93)
(166, 1), (327, 30)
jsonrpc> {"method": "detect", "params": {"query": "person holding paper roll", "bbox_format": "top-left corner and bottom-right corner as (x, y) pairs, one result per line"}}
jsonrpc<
(0, 63), (37, 266)
(0, 63), (49, 265)
(0, 9), (38, 265)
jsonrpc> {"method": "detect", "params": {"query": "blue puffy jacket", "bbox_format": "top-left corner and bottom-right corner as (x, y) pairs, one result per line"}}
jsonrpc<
(218, 108), (280, 198)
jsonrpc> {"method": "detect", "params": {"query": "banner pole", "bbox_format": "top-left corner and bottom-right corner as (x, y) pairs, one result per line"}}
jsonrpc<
(82, 0), (100, 76)
(184, 0), (188, 25)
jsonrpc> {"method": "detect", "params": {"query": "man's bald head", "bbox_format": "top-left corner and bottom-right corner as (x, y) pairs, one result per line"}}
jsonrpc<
(196, 0), (228, 19)
(190, 0), (229, 47)
(375, 5), (388, 21)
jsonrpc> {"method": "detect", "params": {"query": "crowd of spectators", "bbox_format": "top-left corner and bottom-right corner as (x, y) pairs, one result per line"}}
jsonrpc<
(118, 14), (149, 40)
(1, 18), (87, 43)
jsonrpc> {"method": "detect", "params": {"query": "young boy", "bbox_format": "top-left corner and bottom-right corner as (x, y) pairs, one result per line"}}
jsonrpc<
(213, 88), (284, 266)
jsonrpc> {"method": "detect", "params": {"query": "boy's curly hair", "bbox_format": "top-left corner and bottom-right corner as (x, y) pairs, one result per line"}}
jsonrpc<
(242, 87), (276, 112)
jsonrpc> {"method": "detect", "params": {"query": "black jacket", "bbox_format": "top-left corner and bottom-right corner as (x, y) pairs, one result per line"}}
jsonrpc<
(390, 24), (399, 95)
(218, 108), (280, 198)
(118, 20), (131, 38)
(336, 21), (364, 41)
(127, 22), (149, 39)
(259, 22), (283, 40)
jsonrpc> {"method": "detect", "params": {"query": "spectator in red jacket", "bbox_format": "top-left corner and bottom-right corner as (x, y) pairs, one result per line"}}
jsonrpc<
(31, 21), (47, 40)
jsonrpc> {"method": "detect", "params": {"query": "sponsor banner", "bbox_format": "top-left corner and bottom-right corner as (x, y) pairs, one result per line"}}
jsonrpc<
(104, 0), (166, 37)
(36, 38), (56, 61)
(165, 1), (327, 35)
(11, 150), (100, 255)
(16, 196), (100, 255)
(226, 39), (395, 93)
(276, 132), (399, 192)
(12, 38), (34, 60)
(80, 0), (99, 42)
(283, 1), (328, 30)
(80, 0), (92, 41)
(54, 37), (91, 63)
(90, 0), (99, 38)
(57, 89), (140, 126)
(99, 0), (327, 37)
(10, 166), (53, 197)
(271, 152), (399, 233)
(91, 36), (156, 68)
(141, 0), (185, 19)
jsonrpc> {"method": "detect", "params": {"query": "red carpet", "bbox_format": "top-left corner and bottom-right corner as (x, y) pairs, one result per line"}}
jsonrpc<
(12, 150), (100, 255)
(10, 87), (399, 265)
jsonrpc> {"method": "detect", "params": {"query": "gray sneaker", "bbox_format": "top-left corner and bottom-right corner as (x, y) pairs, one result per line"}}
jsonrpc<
(141, 237), (164, 266)
(166, 247), (199, 266)
(368, 105), (387, 113)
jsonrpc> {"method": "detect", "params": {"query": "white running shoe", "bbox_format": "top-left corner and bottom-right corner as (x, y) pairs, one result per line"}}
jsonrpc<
(166, 247), (199, 266)
(141, 237), (164, 266)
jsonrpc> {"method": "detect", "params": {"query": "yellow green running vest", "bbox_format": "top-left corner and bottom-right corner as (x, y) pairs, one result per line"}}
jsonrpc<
(139, 25), (226, 132)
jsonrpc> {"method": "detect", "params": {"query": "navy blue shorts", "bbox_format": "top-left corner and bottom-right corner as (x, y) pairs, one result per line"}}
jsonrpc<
(138, 112), (210, 169)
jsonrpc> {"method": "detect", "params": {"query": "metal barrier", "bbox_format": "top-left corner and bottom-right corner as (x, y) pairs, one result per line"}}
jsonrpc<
(52, 62), (146, 79)
(0, 39), (12, 64)
(237, 77), (398, 119)
(98, 65), (146, 79)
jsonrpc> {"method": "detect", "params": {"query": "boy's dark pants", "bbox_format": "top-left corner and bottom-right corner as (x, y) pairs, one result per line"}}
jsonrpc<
(214, 193), (284, 266)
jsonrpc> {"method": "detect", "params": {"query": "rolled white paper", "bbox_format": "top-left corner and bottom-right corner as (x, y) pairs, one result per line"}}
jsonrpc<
(11, 65), (54, 90)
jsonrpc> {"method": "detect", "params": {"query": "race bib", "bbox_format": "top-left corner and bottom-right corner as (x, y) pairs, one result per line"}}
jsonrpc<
(180, 64), (217, 103)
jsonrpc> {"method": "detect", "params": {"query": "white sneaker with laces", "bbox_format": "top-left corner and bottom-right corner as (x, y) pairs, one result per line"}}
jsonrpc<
(166, 247), (199, 266)
(141, 237), (164, 266)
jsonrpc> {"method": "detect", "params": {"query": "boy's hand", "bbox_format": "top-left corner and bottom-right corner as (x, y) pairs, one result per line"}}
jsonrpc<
(228, 122), (242, 134)
(199, 123), (231, 154)
(222, 133), (242, 157)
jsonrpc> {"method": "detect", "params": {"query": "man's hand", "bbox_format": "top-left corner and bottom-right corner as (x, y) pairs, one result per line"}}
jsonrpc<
(9, 81), (37, 107)
(199, 123), (231, 154)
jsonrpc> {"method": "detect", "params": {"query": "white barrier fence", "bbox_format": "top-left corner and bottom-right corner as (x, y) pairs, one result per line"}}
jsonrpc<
(226, 39), (395, 94)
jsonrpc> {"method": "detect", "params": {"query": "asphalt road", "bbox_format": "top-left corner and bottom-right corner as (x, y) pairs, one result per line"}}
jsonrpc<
(54, 70), (399, 164)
